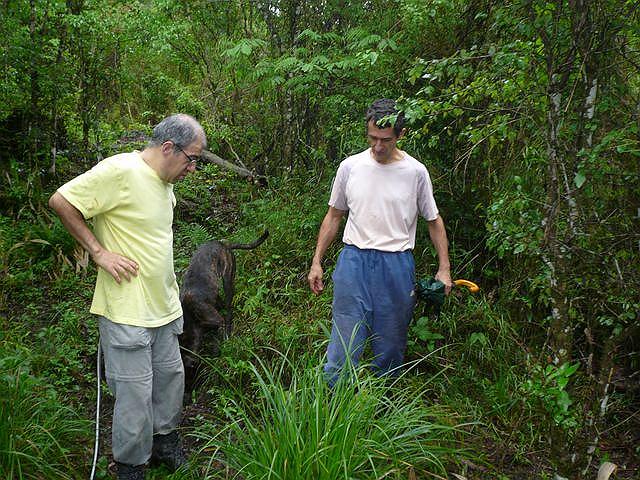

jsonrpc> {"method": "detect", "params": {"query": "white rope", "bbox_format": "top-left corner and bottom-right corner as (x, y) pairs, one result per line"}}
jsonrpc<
(89, 340), (101, 480)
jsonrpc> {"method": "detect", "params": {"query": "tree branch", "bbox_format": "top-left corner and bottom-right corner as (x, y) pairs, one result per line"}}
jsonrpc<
(201, 150), (266, 185)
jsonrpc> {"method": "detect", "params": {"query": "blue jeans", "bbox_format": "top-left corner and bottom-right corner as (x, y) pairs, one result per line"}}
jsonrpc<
(324, 245), (416, 386)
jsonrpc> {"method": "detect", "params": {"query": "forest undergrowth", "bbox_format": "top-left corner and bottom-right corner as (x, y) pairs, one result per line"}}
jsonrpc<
(2, 2), (639, 477)
(1, 163), (638, 480)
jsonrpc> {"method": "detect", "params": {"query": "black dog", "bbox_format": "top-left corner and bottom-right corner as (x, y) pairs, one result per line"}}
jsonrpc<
(179, 231), (268, 392)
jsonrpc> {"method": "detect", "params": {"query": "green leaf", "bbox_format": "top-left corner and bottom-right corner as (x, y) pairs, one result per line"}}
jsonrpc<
(616, 143), (640, 156)
(469, 332), (488, 347)
(296, 29), (321, 43)
(574, 171), (587, 188)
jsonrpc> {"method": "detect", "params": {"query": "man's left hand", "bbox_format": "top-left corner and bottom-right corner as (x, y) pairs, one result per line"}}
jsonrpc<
(435, 269), (453, 295)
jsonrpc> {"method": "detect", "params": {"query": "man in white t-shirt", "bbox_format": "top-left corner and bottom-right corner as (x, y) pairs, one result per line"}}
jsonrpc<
(308, 98), (452, 385)
(49, 114), (205, 479)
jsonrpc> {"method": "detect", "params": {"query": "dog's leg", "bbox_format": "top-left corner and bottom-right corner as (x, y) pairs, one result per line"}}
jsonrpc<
(221, 256), (236, 340)
(180, 301), (198, 395)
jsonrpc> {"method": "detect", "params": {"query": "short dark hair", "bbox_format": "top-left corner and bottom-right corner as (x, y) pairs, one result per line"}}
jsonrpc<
(149, 114), (207, 150)
(365, 98), (405, 137)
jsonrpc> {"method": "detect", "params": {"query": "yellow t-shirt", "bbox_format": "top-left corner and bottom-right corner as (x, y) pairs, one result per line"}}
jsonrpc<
(57, 151), (182, 327)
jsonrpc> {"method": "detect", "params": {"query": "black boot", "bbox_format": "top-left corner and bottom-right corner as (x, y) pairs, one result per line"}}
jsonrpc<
(115, 462), (145, 480)
(151, 430), (186, 472)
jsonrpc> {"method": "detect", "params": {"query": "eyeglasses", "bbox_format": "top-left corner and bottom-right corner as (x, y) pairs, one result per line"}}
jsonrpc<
(174, 143), (201, 165)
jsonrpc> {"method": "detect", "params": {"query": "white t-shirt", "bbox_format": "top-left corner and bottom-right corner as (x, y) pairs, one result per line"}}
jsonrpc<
(328, 148), (439, 252)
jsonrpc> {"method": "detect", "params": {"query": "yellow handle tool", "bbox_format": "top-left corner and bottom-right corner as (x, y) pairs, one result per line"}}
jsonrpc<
(454, 279), (480, 293)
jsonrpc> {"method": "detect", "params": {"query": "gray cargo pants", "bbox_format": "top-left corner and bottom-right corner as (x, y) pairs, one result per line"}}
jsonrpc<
(98, 316), (184, 467)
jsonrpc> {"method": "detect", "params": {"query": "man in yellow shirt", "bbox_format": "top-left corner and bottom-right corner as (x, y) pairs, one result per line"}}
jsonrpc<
(49, 114), (206, 480)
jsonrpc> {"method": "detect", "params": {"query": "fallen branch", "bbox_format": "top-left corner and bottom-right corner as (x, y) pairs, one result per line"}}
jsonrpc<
(201, 150), (266, 185)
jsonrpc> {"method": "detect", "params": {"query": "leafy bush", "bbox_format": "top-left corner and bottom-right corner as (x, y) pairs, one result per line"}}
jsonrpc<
(521, 362), (580, 430)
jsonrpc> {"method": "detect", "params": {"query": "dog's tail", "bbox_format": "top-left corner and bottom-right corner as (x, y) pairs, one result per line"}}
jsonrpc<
(226, 230), (269, 250)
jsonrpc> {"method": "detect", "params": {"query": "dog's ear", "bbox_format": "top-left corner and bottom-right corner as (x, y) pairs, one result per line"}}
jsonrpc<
(181, 292), (194, 314)
(187, 294), (224, 327)
(182, 292), (202, 332)
(202, 309), (225, 327)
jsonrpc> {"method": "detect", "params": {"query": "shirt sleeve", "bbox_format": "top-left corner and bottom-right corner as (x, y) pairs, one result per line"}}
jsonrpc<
(417, 167), (439, 221)
(57, 159), (125, 219)
(328, 161), (350, 211)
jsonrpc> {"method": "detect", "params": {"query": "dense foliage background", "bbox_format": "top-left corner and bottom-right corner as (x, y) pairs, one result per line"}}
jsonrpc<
(1, 1), (638, 479)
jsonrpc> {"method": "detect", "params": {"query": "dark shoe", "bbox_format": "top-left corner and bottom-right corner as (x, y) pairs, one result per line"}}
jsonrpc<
(116, 462), (145, 480)
(151, 430), (186, 472)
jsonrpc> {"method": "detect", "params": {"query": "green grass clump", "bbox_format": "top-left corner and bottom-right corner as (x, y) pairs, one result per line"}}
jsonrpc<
(195, 348), (470, 479)
(0, 341), (91, 480)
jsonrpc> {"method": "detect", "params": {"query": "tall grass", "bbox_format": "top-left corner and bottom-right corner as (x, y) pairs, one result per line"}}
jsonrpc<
(0, 342), (91, 480)
(195, 347), (471, 479)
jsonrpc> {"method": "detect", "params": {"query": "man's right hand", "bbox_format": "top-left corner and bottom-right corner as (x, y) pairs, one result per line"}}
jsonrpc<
(48, 192), (139, 284)
(308, 207), (345, 295)
(92, 249), (139, 284)
(308, 264), (324, 294)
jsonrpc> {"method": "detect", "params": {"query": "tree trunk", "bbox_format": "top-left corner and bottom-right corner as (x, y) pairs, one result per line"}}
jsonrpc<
(543, 76), (572, 366)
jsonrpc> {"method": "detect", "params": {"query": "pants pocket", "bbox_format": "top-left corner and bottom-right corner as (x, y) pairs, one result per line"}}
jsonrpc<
(169, 316), (184, 336)
(100, 319), (151, 350)
(99, 317), (152, 381)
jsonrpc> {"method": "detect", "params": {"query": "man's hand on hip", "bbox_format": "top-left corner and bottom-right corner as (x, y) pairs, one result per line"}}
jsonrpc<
(92, 249), (139, 284)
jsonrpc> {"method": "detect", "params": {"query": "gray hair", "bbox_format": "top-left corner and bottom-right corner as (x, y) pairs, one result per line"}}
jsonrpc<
(149, 114), (207, 149)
